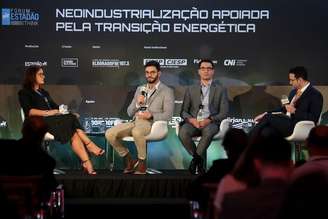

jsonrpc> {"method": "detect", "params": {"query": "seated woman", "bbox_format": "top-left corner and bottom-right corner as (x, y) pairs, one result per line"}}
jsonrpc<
(18, 65), (104, 175)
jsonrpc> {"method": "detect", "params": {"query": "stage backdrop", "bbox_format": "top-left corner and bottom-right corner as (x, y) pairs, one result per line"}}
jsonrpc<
(1, 0), (328, 170)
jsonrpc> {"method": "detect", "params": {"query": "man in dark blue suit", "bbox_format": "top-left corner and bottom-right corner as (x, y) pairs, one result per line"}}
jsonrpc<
(253, 66), (323, 137)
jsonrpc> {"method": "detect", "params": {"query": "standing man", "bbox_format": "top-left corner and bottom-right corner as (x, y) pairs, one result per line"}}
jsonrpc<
(105, 61), (174, 174)
(178, 59), (229, 174)
(253, 66), (323, 137)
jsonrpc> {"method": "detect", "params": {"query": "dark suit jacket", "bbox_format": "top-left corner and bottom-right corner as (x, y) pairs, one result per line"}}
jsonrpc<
(271, 85), (323, 126)
(18, 88), (59, 117)
(220, 179), (288, 219)
(180, 83), (229, 125)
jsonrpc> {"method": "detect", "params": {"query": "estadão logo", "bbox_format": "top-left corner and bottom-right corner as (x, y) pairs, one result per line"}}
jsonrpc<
(2, 8), (10, 25)
(1, 8), (39, 26)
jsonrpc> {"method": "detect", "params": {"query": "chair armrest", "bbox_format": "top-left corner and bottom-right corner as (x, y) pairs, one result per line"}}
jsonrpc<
(145, 121), (168, 141)
(216, 118), (231, 139)
(123, 121), (168, 142)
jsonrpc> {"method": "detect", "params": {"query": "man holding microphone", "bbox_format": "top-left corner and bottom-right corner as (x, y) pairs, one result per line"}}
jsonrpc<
(105, 60), (174, 174)
(253, 66), (323, 137)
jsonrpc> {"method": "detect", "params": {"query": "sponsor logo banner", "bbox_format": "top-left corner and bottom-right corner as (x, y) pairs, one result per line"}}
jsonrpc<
(143, 58), (187, 68)
(25, 61), (47, 66)
(224, 59), (248, 67)
(61, 58), (78, 67)
(92, 59), (130, 68)
(2, 8), (39, 26)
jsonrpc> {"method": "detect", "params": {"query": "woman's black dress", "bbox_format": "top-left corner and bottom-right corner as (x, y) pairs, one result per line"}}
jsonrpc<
(18, 88), (83, 143)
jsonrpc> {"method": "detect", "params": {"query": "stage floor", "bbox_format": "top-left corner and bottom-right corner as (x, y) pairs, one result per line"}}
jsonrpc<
(56, 170), (196, 219)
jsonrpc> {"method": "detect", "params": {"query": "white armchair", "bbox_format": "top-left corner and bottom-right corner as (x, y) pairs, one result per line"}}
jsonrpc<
(285, 120), (315, 161)
(122, 121), (169, 174)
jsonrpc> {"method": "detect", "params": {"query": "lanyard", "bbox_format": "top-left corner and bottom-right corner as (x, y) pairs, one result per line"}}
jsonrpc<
(35, 89), (51, 109)
(144, 86), (157, 105)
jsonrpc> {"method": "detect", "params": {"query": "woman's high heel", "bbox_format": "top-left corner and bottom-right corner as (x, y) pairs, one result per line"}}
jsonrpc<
(81, 159), (97, 175)
(85, 141), (105, 157)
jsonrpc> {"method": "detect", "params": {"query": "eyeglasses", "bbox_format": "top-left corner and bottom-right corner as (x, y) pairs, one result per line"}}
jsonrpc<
(199, 67), (214, 71)
(145, 71), (158, 75)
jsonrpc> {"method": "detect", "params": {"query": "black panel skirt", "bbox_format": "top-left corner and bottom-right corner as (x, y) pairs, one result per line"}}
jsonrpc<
(44, 113), (83, 144)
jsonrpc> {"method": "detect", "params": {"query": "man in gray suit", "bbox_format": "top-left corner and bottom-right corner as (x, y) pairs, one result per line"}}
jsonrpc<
(179, 59), (229, 174)
(105, 61), (174, 174)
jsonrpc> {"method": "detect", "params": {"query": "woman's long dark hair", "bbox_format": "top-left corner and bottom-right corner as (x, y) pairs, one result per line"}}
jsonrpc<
(22, 65), (43, 89)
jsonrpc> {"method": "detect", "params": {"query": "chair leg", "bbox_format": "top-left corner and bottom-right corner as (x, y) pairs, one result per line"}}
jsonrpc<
(145, 142), (162, 174)
(105, 139), (115, 171)
(294, 143), (302, 162)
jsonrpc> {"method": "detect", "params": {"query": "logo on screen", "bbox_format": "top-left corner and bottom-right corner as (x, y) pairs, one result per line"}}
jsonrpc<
(224, 59), (248, 67)
(143, 59), (165, 65)
(143, 58), (187, 68)
(25, 61), (47, 67)
(1, 8), (39, 26)
(2, 8), (10, 25)
(92, 59), (130, 68)
(165, 59), (187, 66)
(61, 58), (78, 67)
(229, 117), (255, 132)
(0, 120), (7, 128)
(193, 59), (218, 65)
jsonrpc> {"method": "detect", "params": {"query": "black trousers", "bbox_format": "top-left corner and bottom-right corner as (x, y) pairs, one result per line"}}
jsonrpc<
(250, 113), (294, 138)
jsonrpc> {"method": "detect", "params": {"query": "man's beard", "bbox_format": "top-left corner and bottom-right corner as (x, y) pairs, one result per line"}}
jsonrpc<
(147, 76), (158, 84)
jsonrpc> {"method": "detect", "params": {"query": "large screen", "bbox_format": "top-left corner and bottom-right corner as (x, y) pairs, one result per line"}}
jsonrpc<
(1, 0), (327, 169)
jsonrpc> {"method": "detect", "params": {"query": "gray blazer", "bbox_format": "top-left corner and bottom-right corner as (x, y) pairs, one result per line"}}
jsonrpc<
(180, 83), (229, 124)
(127, 82), (175, 121)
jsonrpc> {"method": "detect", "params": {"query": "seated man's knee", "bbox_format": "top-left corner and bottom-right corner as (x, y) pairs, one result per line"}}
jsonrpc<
(179, 125), (192, 140)
(202, 126), (219, 138)
(105, 129), (117, 143)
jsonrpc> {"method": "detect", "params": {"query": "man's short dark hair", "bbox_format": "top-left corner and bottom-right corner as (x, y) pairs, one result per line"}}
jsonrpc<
(289, 66), (308, 80)
(307, 125), (328, 148)
(198, 59), (215, 69)
(145, 60), (161, 71)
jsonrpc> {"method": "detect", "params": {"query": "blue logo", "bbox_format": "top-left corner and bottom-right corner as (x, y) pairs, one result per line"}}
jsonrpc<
(2, 8), (10, 25)
(1, 8), (39, 26)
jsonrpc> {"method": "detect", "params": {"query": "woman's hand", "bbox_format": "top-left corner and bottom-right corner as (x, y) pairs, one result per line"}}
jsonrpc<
(45, 109), (60, 116)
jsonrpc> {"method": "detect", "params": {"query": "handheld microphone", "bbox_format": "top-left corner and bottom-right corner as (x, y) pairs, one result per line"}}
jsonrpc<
(140, 86), (148, 97)
(139, 86), (148, 111)
(281, 95), (289, 106)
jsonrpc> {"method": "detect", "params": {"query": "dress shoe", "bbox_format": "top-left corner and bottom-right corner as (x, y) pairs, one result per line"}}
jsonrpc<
(196, 157), (205, 175)
(189, 157), (197, 174)
(134, 159), (147, 174)
(123, 153), (138, 173)
(86, 141), (105, 156)
(189, 155), (205, 175)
